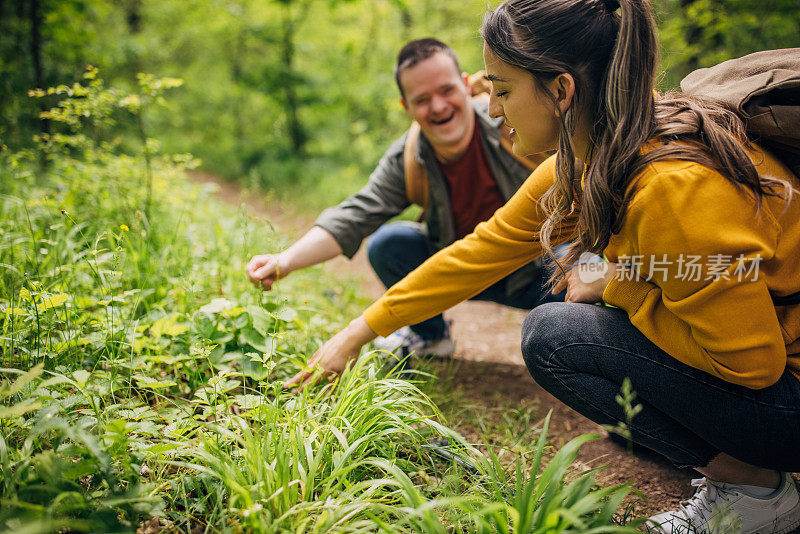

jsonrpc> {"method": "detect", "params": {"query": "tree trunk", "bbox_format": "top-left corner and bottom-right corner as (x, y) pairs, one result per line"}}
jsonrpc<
(281, 0), (306, 156)
(679, 0), (702, 72)
(123, 0), (142, 33)
(29, 0), (48, 134)
(399, 3), (412, 41)
(231, 30), (245, 149)
(120, 0), (144, 79)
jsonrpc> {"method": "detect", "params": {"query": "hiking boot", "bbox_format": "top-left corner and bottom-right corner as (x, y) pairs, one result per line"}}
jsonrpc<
(373, 324), (455, 360)
(647, 473), (800, 534)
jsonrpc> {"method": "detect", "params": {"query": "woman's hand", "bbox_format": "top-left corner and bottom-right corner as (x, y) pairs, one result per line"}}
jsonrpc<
(552, 261), (618, 303)
(285, 315), (377, 390)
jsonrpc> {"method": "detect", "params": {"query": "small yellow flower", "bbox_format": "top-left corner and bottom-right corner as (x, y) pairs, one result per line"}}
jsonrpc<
(120, 224), (129, 232)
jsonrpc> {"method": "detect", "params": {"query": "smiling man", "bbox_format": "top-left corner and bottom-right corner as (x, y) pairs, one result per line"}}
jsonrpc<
(246, 38), (563, 359)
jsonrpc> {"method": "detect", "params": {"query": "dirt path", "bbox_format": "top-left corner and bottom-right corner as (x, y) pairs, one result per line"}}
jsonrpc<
(190, 172), (760, 519)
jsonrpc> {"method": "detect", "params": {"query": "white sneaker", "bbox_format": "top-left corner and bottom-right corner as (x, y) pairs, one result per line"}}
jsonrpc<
(373, 325), (455, 359)
(647, 473), (800, 534)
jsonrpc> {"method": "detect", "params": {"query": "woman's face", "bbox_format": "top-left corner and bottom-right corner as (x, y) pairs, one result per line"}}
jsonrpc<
(483, 43), (561, 157)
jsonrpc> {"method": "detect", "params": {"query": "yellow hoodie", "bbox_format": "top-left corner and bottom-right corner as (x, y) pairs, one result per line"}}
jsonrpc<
(364, 148), (800, 389)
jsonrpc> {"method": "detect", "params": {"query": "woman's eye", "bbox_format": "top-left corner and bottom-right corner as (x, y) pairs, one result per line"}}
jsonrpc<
(495, 90), (508, 98)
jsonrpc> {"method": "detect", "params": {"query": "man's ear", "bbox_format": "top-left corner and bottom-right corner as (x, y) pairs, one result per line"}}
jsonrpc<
(461, 71), (470, 88)
(400, 97), (411, 116)
(551, 73), (576, 115)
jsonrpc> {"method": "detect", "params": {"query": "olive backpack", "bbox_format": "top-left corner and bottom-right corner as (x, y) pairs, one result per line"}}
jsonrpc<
(681, 48), (800, 306)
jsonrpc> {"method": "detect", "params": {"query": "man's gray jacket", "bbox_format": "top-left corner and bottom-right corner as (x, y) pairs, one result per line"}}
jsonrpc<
(314, 100), (542, 297)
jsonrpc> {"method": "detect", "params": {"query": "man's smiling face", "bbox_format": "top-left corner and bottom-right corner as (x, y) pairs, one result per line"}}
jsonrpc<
(399, 52), (473, 151)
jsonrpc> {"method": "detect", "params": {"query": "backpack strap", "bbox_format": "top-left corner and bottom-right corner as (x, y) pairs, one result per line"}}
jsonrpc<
(771, 291), (800, 307)
(403, 121), (429, 210)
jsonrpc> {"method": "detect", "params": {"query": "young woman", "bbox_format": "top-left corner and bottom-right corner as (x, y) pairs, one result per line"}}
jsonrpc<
(285, 0), (800, 531)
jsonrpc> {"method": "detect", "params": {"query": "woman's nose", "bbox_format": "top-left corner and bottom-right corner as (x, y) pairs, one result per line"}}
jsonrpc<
(488, 93), (502, 119)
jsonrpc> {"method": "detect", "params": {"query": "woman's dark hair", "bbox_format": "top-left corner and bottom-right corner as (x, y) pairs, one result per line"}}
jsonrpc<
(481, 0), (792, 275)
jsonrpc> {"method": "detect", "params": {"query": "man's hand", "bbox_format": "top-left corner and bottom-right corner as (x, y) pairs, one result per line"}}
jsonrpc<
(285, 315), (377, 390)
(245, 227), (344, 291)
(246, 253), (290, 291)
(552, 261), (618, 303)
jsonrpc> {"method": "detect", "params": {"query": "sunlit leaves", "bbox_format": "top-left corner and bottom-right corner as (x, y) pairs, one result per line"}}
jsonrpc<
(133, 374), (178, 390)
(149, 314), (189, 338)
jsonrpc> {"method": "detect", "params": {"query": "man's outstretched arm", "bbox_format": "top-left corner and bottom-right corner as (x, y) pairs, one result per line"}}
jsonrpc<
(246, 226), (343, 291)
(246, 133), (409, 290)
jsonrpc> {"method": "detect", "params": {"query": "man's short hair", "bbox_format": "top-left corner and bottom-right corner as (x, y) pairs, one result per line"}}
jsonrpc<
(394, 38), (462, 98)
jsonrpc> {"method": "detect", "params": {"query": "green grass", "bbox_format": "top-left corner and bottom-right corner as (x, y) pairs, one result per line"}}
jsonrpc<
(0, 71), (645, 533)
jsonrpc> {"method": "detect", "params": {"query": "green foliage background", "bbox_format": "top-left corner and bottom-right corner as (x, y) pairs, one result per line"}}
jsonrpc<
(2, 0), (796, 207)
(3, 2), (794, 529)
(0, 72), (643, 533)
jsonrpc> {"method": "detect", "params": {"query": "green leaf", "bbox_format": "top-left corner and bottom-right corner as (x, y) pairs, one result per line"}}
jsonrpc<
(200, 298), (234, 314)
(1, 362), (44, 398)
(241, 357), (269, 381)
(223, 306), (246, 318)
(278, 307), (298, 323)
(74, 296), (99, 309)
(192, 311), (217, 340)
(209, 331), (234, 344)
(38, 375), (73, 389)
(133, 375), (177, 389)
(247, 305), (274, 336)
(0, 399), (42, 419)
(240, 327), (264, 351)
(232, 394), (264, 410)
(239, 328), (275, 354)
(61, 458), (99, 480)
(38, 293), (69, 311)
(150, 314), (189, 338)
(71, 369), (91, 387)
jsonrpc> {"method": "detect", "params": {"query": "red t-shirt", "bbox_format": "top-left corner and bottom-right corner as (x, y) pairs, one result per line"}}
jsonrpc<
(439, 125), (505, 240)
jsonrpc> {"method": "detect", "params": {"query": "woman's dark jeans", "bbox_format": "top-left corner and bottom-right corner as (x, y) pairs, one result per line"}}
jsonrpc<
(522, 302), (800, 472)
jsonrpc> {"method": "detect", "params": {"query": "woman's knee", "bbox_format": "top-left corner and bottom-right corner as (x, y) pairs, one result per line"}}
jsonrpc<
(521, 303), (577, 374)
(521, 302), (622, 382)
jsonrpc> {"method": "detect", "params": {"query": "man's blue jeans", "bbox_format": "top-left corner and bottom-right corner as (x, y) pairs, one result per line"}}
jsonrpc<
(366, 222), (565, 340)
(522, 302), (800, 471)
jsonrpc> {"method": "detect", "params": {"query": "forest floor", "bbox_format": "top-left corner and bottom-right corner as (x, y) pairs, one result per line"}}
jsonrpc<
(191, 172), (741, 519)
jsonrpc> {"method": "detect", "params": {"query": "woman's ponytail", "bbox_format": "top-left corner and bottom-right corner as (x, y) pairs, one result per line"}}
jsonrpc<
(580, 0), (659, 255)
